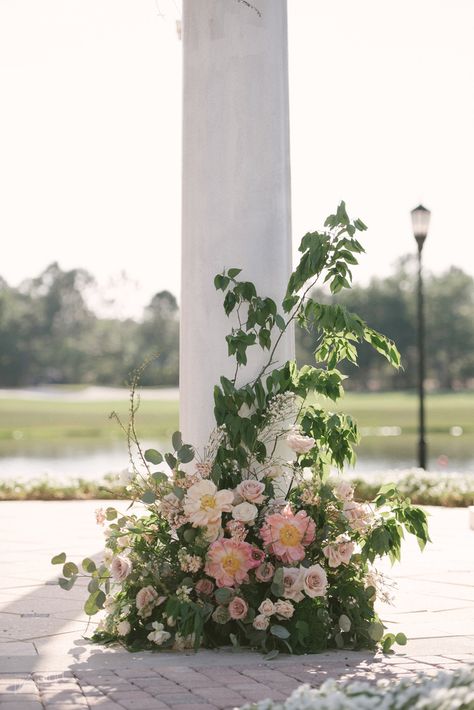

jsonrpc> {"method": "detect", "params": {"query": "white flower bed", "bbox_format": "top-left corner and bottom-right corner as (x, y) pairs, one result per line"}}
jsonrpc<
(242, 666), (474, 710)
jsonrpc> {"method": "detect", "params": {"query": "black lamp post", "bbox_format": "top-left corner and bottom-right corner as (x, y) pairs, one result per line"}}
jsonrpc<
(411, 204), (431, 470)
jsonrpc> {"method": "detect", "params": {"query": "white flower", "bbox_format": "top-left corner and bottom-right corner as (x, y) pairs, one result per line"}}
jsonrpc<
(103, 548), (113, 566)
(258, 599), (276, 617)
(274, 599), (294, 619)
(147, 621), (171, 646)
(232, 502), (258, 524)
(103, 594), (117, 613)
(183, 479), (234, 527)
(265, 465), (285, 480)
(286, 429), (315, 454)
(116, 535), (131, 549)
(110, 555), (132, 582)
(253, 614), (270, 631)
(116, 620), (131, 636)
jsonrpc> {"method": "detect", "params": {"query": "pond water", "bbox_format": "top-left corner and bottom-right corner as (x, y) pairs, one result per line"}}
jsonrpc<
(1, 436), (472, 483)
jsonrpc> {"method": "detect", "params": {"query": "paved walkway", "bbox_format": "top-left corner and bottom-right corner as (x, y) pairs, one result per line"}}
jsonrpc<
(0, 501), (473, 709)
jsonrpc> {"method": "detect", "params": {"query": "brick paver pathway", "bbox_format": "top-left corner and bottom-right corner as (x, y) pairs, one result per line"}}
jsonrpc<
(1, 501), (473, 709)
(1, 653), (474, 709)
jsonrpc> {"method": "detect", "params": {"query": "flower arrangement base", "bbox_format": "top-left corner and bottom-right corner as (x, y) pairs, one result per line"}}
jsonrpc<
(53, 203), (429, 657)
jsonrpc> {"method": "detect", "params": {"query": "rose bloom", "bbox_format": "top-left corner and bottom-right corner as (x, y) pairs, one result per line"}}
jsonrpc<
(116, 620), (131, 636)
(255, 561), (275, 582)
(253, 614), (270, 631)
(250, 547), (265, 565)
(136, 586), (162, 617)
(183, 480), (234, 527)
(205, 538), (260, 587)
(232, 502), (258, 525)
(323, 536), (355, 568)
(236, 480), (267, 504)
(303, 564), (328, 598)
(258, 599), (275, 617)
(195, 578), (215, 597)
(334, 480), (354, 502)
(110, 555), (132, 582)
(343, 501), (373, 533)
(228, 596), (248, 620)
(260, 505), (316, 563)
(282, 566), (305, 602)
(286, 429), (315, 455)
(274, 599), (294, 619)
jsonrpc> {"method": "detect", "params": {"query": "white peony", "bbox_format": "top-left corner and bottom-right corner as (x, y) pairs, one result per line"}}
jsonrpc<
(183, 479), (234, 527)
(116, 620), (131, 636)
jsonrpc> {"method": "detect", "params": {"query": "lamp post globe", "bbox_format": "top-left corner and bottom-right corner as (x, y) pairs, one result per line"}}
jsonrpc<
(411, 204), (430, 470)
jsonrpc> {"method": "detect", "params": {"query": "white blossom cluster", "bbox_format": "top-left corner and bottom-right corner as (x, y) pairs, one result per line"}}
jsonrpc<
(258, 392), (298, 446)
(241, 666), (474, 710)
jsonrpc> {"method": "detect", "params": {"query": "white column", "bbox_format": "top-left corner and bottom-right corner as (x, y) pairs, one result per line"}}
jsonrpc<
(180, 0), (294, 451)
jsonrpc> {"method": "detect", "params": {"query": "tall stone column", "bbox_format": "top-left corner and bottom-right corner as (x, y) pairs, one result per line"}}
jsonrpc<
(180, 0), (294, 451)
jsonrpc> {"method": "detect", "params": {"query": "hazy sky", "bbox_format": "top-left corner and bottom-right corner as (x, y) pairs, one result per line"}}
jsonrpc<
(1, 0), (473, 316)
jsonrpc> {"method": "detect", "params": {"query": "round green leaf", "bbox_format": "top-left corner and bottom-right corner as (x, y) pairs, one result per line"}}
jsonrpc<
(82, 558), (96, 573)
(270, 624), (290, 640)
(395, 632), (407, 646)
(141, 490), (156, 504)
(51, 552), (66, 565)
(172, 431), (183, 452)
(369, 622), (385, 642)
(215, 588), (233, 605)
(145, 449), (163, 465)
(177, 445), (194, 463)
(62, 562), (79, 578)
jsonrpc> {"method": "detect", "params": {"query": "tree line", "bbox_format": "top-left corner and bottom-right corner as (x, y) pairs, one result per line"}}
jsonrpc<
(0, 259), (473, 390)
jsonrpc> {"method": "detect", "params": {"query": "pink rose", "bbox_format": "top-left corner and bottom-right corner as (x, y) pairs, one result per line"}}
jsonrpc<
(255, 561), (275, 582)
(322, 543), (342, 568)
(236, 480), (267, 505)
(338, 538), (355, 565)
(111, 555), (132, 582)
(250, 547), (265, 565)
(286, 429), (315, 454)
(274, 599), (294, 619)
(282, 566), (305, 602)
(303, 564), (328, 598)
(195, 578), (215, 597)
(334, 480), (354, 502)
(228, 596), (248, 620)
(135, 586), (165, 618)
(343, 501), (373, 533)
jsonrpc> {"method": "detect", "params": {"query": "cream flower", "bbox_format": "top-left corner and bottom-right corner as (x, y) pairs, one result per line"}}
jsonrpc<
(116, 620), (131, 636)
(147, 621), (171, 646)
(286, 429), (315, 454)
(274, 599), (294, 619)
(253, 614), (270, 631)
(334, 480), (354, 502)
(232, 502), (258, 525)
(183, 480), (233, 527)
(258, 599), (275, 617)
(282, 566), (305, 602)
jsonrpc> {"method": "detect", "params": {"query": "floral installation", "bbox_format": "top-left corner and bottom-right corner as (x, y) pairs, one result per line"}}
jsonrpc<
(240, 666), (474, 710)
(52, 203), (429, 655)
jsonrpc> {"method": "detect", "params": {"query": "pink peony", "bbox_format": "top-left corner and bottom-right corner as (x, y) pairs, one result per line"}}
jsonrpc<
(260, 506), (316, 563)
(195, 578), (215, 597)
(228, 596), (248, 620)
(255, 561), (275, 582)
(205, 538), (260, 588)
(236, 480), (267, 504)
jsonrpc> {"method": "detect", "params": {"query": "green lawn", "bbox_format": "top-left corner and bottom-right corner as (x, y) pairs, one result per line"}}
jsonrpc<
(0, 391), (472, 465)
